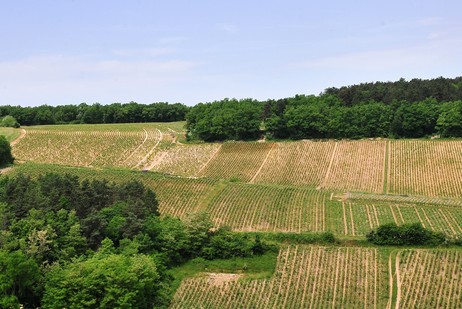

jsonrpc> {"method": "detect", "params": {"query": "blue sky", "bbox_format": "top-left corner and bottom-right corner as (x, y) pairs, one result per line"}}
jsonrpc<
(1, 0), (461, 106)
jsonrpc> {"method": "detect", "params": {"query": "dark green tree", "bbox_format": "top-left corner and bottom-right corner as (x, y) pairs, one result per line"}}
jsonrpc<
(42, 252), (167, 308)
(0, 136), (14, 167)
(436, 101), (462, 137)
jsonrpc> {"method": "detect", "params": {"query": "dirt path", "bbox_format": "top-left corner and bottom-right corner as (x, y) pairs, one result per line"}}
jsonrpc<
(144, 151), (167, 171)
(395, 252), (402, 309)
(134, 129), (163, 169)
(0, 166), (13, 175)
(168, 128), (184, 145)
(122, 128), (148, 165)
(317, 141), (338, 190)
(10, 129), (26, 146)
(249, 143), (275, 183)
(195, 144), (222, 176)
(386, 253), (393, 309)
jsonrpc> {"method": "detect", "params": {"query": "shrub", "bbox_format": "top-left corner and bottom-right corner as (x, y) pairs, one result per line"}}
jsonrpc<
(0, 116), (20, 128)
(366, 223), (446, 246)
(0, 136), (14, 167)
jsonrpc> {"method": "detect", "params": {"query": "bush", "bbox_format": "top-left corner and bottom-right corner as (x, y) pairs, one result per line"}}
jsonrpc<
(366, 223), (446, 246)
(200, 228), (253, 260)
(0, 136), (14, 167)
(0, 116), (20, 128)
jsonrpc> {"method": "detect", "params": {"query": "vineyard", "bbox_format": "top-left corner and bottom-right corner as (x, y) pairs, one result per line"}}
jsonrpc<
(320, 140), (386, 193)
(251, 141), (334, 186)
(329, 201), (462, 236)
(5, 123), (462, 308)
(388, 140), (462, 197)
(197, 142), (274, 182)
(13, 128), (168, 169)
(396, 249), (462, 308)
(150, 143), (220, 176)
(207, 183), (327, 232)
(9, 163), (217, 219)
(24, 121), (186, 132)
(9, 162), (462, 236)
(11, 126), (462, 199)
(170, 246), (388, 309)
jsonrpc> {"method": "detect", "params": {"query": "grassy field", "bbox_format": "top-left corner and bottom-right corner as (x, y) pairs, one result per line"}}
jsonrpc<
(0, 127), (21, 142)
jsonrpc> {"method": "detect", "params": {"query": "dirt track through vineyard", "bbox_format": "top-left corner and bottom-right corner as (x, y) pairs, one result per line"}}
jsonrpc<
(10, 129), (26, 146)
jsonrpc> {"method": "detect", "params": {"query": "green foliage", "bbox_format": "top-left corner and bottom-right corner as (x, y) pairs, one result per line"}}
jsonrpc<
(265, 95), (442, 140)
(186, 99), (263, 141)
(0, 172), (162, 277)
(0, 250), (42, 308)
(0, 102), (189, 126)
(201, 227), (254, 260)
(262, 231), (337, 244)
(389, 98), (440, 138)
(324, 76), (462, 105)
(0, 115), (20, 128)
(183, 212), (214, 255)
(42, 253), (167, 308)
(366, 223), (446, 246)
(0, 136), (14, 167)
(436, 101), (462, 137)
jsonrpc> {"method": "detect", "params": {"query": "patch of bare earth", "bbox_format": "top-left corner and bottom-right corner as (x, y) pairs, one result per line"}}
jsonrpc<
(204, 273), (243, 286)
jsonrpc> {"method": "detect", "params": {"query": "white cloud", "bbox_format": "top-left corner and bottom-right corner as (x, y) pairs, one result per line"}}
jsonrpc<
(288, 35), (462, 71)
(217, 23), (238, 34)
(111, 47), (176, 57)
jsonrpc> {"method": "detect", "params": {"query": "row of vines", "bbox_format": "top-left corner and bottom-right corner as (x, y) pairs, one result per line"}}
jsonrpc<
(396, 250), (462, 308)
(170, 246), (387, 309)
(8, 163), (462, 235)
(12, 126), (462, 198)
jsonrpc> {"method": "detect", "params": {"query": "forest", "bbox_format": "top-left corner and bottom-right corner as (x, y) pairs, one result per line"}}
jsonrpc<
(186, 76), (462, 141)
(0, 102), (189, 126)
(0, 173), (271, 308)
(1, 76), (462, 140)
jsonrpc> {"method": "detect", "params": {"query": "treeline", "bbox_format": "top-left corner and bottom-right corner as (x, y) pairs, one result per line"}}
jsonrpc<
(186, 76), (462, 141)
(324, 76), (462, 106)
(0, 174), (271, 308)
(0, 102), (189, 126)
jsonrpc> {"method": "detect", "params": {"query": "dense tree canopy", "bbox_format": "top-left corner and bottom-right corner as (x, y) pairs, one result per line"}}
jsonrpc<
(0, 102), (189, 126)
(0, 136), (14, 167)
(184, 77), (462, 141)
(186, 99), (263, 141)
(0, 173), (270, 307)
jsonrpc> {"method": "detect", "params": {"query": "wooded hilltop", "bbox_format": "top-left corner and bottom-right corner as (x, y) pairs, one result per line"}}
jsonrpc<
(1, 76), (462, 140)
